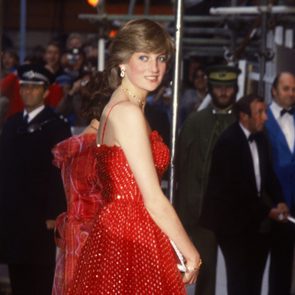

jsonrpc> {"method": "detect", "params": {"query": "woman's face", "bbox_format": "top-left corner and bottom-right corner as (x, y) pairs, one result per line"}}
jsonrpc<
(123, 52), (167, 93)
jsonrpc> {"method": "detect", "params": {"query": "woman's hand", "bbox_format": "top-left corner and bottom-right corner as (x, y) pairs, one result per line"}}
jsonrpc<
(182, 257), (202, 285)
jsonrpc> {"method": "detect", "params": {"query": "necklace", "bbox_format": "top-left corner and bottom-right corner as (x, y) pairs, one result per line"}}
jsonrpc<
(121, 86), (145, 109)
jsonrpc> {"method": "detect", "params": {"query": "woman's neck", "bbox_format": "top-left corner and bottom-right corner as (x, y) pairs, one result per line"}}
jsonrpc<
(120, 79), (147, 109)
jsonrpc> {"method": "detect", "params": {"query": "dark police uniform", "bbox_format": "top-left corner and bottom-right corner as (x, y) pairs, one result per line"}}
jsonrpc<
(0, 64), (71, 295)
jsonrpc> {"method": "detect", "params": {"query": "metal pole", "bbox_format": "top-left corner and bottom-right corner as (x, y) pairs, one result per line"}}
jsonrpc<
(98, 38), (105, 71)
(96, 0), (105, 14)
(169, 0), (183, 204)
(19, 0), (26, 64)
(258, 0), (268, 97)
(0, 0), (3, 81)
(79, 14), (228, 23)
(144, 0), (150, 15)
(96, 1), (105, 71)
(210, 5), (295, 14)
(128, 0), (136, 15)
(227, 0), (238, 64)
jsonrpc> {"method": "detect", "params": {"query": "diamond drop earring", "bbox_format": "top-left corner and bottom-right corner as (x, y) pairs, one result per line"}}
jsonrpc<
(120, 67), (125, 78)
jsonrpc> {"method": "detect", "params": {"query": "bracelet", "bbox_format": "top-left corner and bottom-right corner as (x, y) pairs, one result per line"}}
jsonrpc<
(186, 258), (202, 272)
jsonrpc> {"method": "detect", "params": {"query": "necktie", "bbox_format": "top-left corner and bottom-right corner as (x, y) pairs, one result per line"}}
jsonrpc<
(280, 107), (295, 117)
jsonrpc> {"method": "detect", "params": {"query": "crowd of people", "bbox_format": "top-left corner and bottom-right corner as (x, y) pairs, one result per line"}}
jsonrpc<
(0, 32), (100, 133)
(0, 17), (294, 295)
(175, 67), (295, 295)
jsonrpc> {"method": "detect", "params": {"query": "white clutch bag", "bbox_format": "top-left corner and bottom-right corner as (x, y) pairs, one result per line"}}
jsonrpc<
(170, 240), (187, 272)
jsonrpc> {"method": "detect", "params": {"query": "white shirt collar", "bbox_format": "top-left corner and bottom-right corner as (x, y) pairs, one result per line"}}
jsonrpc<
(239, 122), (251, 139)
(23, 105), (45, 123)
(270, 101), (283, 121)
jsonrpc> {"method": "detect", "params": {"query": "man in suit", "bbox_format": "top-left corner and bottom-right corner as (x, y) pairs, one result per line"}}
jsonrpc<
(174, 65), (240, 295)
(201, 94), (289, 295)
(0, 64), (71, 295)
(265, 72), (295, 295)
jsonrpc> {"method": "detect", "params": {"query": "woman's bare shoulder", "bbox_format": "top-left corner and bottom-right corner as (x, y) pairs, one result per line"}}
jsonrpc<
(109, 101), (145, 126)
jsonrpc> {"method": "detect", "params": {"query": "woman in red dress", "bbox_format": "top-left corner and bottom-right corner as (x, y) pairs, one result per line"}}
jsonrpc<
(67, 19), (202, 295)
(51, 72), (109, 295)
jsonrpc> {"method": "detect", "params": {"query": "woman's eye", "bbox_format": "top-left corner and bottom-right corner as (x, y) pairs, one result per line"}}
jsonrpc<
(139, 55), (148, 62)
(158, 55), (167, 63)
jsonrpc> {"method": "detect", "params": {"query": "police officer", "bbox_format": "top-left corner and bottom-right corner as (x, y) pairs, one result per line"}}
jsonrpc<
(0, 64), (71, 295)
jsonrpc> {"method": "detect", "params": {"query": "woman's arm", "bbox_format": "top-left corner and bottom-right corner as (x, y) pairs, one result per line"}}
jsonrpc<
(107, 102), (201, 283)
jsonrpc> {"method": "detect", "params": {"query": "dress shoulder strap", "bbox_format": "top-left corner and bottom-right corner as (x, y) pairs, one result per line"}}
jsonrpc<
(101, 100), (127, 145)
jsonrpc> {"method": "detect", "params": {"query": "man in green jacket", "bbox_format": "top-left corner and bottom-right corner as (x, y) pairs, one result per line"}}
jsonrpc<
(174, 64), (241, 295)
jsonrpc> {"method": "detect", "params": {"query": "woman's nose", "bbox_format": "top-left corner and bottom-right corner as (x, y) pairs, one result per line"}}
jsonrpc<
(150, 59), (159, 73)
